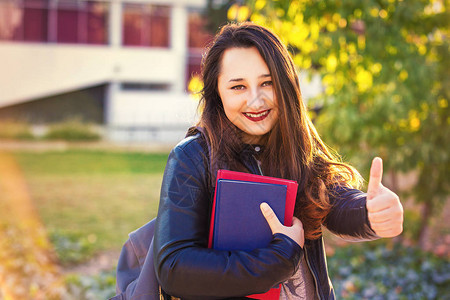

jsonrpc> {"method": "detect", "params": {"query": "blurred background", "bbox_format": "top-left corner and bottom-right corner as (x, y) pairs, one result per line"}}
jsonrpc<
(0, 0), (448, 299)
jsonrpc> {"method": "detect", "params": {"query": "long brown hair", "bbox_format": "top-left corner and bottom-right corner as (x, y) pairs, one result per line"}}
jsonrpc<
(197, 22), (362, 240)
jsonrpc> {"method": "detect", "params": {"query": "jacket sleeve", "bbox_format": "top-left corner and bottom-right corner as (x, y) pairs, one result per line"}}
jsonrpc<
(323, 185), (379, 242)
(152, 139), (302, 299)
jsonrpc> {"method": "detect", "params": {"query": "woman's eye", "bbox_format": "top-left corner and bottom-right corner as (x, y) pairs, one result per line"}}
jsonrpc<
(231, 85), (245, 90)
(262, 81), (273, 87)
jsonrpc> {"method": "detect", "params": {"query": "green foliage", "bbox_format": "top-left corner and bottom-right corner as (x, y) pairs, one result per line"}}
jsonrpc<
(44, 119), (101, 141)
(65, 270), (116, 299)
(15, 150), (169, 175)
(59, 243), (450, 299)
(245, 0), (449, 242)
(49, 231), (97, 265)
(328, 243), (450, 299)
(0, 120), (34, 140)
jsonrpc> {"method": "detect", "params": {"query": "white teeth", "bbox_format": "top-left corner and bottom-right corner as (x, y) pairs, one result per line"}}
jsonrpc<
(244, 110), (269, 118)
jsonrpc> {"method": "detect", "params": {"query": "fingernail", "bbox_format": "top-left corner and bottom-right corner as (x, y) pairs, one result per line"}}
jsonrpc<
(260, 202), (269, 213)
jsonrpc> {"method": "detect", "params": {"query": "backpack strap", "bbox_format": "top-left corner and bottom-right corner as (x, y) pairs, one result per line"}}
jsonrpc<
(110, 218), (161, 300)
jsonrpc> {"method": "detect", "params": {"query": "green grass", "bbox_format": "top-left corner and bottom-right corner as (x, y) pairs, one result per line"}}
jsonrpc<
(15, 150), (169, 175)
(9, 150), (169, 265)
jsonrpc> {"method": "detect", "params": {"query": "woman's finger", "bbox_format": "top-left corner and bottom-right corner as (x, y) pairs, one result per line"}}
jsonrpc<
(260, 202), (282, 234)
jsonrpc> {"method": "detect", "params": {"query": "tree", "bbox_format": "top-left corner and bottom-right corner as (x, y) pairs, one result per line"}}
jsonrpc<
(241, 0), (449, 247)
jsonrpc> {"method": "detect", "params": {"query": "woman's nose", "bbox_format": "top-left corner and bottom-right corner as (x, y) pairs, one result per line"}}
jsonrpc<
(247, 88), (265, 110)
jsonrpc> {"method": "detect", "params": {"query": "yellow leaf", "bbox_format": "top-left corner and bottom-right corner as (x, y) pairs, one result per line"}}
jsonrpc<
(336, 71), (345, 91)
(290, 23), (309, 47)
(227, 4), (250, 22)
(358, 35), (365, 49)
(251, 14), (267, 26)
(339, 51), (349, 64)
(348, 43), (356, 54)
(418, 44), (427, 55)
(323, 74), (335, 85)
(294, 13), (304, 25)
(326, 54), (338, 72)
(410, 117), (420, 131)
(310, 20), (320, 41)
(287, 1), (300, 19)
(370, 8), (379, 17)
(399, 70), (408, 81)
(303, 57), (312, 69)
(227, 4), (238, 20)
(255, 0), (266, 10)
(293, 54), (303, 67)
(301, 40), (315, 54)
(326, 86), (335, 95)
(433, 30), (443, 44)
(276, 8), (285, 17)
(420, 35), (428, 43)
(332, 13), (341, 23)
(355, 67), (373, 92)
(237, 6), (250, 22)
(188, 75), (203, 100)
(327, 22), (337, 32)
(370, 63), (382, 74)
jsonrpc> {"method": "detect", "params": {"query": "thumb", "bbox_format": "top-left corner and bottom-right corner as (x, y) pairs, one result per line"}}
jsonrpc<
(260, 202), (282, 234)
(367, 157), (383, 200)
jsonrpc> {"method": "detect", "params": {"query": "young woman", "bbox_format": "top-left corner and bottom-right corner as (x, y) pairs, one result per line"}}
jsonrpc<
(152, 22), (403, 300)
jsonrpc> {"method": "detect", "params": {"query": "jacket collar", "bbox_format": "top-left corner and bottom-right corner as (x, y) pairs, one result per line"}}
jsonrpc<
(239, 144), (264, 175)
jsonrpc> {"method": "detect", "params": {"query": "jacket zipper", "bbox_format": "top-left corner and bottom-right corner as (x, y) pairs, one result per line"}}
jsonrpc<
(252, 154), (264, 175)
(304, 247), (322, 300)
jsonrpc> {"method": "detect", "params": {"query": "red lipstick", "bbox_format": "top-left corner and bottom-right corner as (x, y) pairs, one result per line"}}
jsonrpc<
(242, 109), (271, 122)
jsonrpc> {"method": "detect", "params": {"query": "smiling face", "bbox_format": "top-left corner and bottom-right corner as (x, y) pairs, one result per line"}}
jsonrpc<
(217, 47), (279, 144)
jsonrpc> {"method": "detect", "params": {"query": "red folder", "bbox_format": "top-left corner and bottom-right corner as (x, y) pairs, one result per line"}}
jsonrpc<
(208, 170), (298, 300)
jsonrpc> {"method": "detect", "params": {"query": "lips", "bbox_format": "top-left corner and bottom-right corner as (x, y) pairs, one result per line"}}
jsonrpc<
(243, 109), (271, 122)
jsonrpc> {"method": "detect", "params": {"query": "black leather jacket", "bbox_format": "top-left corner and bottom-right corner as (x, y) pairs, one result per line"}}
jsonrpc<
(153, 132), (378, 300)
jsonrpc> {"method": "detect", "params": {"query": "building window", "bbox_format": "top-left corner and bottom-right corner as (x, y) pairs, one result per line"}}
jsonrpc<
(0, 0), (48, 42)
(122, 4), (170, 48)
(57, 1), (79, 43)
(86, 2), (108, 44)
(0, 0), (108, 44)
(23, 0), (48, 42)
(56, 0), (108, 44)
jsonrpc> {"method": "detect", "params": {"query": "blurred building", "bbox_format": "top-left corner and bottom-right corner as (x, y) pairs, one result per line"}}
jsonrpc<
(0, 0), (213, 143)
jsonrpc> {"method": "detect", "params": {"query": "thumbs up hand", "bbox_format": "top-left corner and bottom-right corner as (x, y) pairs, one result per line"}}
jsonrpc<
(260, 202), (305, 248)
(366, 157), (404, 238)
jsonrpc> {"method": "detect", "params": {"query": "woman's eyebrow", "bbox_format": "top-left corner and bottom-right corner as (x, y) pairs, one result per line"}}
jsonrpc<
(228, 74), (271, 82)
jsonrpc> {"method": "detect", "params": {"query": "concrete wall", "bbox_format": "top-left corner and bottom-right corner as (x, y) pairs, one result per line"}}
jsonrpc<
(107, 90), (199, 142)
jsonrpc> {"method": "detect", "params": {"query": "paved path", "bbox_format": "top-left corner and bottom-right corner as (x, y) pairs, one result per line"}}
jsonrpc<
(0, 140), (175, 153)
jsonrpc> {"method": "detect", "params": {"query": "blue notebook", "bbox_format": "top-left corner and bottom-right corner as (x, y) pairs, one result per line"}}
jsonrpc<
(211, 179), (287, 251)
